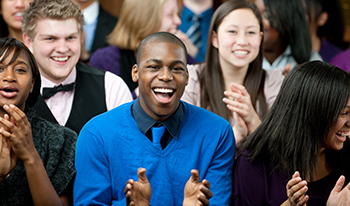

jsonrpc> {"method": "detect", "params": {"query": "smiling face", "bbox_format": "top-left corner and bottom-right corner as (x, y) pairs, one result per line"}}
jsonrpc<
(323, 98), (350, 151)
(0, 49), (34, 110)
(212, 8), (262, 70)
(1, 0), (33, 32)
(23, 18), (81, 84)
(158, 0), (181, 33)
(132, 41), (188, 122)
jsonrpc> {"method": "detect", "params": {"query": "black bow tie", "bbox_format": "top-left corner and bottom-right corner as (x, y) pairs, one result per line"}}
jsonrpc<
(42, 82), (75, 99)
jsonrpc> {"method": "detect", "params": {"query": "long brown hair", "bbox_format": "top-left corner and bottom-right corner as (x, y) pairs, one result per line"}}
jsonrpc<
(200, 0), (267, 121)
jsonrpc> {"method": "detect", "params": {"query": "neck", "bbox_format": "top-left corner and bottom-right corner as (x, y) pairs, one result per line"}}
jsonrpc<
(220, 60), (248, 91)
(183, 0), (212, 14)
(8, 27), (24, 43)
(264, 43), (286, 65)
(311, 33), (321, 52)
(306, 148), (332, 182)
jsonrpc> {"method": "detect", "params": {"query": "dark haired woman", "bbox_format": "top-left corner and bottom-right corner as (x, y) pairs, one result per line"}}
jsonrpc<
(0, 37), (76, 205)
(233, 61), (350, 205)
(182, 0), (284, 144)
(248, 0), (322, 70)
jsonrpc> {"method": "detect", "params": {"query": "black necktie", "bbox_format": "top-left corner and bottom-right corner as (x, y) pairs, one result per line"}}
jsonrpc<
(42, 82), (75, 99)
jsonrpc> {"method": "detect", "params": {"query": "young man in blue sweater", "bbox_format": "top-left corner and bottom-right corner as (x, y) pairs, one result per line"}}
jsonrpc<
(74, 32), (235, 206)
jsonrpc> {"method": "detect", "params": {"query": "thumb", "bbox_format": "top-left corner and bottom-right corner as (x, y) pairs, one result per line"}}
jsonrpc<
(190, 169), (200, 183)
(331, 175), (345, 194)
(137, 167), (149, 183)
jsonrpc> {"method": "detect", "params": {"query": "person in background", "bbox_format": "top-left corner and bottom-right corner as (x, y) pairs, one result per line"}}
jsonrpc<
(72, 0), (118, 62)
(22, 0), (132, 134)
(74, 32), (235, 206)
(233, 61), (350, 205)
(305, 0), (346, 62)
(89, 0), (196, 97)
(179, 0), (214, 63)
(0, 0), (33, 42)
(248, 0), (322, 70)
(181, 0), (284, 145)
(0, 37), (76, 206)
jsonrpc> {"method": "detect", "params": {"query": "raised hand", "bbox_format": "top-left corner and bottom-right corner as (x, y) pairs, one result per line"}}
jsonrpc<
(232, 111), (248, 145)
(183, 169), (212, 206)
(0, 104), (36, 164)
(125, 168), (151, 206)
(223, 82), (261, 135)
(286, 171), (308, 206)
(0, 129), (18, 181)
(326, 175), (350, 206)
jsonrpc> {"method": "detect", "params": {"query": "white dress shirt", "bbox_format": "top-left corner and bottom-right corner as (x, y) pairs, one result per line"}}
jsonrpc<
(40, 67), (133, 126)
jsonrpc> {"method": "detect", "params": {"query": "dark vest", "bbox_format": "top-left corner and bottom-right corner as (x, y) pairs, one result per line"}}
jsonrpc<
(33, 62), (107, 134)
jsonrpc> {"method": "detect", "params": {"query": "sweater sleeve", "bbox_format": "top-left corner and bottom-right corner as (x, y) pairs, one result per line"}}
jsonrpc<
(205, 123), (235, 206)
(73, 125), (126, 206)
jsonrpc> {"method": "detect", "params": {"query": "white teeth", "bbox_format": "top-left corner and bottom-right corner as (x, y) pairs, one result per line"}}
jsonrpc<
(52, 57), (69, 62)
(14, 13), (23, 17)
(153, 88), (173, 93)
(234, 50), (248, 55)
(336, 131), (350, 137)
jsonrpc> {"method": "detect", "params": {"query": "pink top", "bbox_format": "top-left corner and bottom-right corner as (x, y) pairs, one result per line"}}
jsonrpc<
(181, 63), (284, 125)
(40, 67), (133, 126)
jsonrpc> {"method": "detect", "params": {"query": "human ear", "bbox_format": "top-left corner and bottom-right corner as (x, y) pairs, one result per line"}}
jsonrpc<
(131, 64), (139, 82)
(23, 33), (34, 53)
(211, 31), (219, 49)
(317, 12), (328, 27)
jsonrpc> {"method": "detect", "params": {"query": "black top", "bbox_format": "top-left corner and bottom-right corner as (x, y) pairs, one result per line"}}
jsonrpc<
(131, 98), (184, 149)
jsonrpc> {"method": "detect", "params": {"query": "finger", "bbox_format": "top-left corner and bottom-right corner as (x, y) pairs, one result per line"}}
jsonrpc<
(287, 175), (302, 190)
(4, 105), (29, 128)
(197, 194), (209, 206)
(200, 184), (213, 199)
(292, 185), (308, 203)
(296, 195), (308, 206)
(202, 179), (211, 189)
(230, 82), (249, 96)
(331, 175), (345, 194)
(137, 167), (149, 183)
(124, 179), (134, 194)
(288, 180), (307, 198)
(190, 169), (200, 183)
(223, 91), (243, 102)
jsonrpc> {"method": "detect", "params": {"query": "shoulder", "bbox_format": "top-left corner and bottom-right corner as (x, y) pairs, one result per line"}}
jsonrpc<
(91, 46), (121, 60)
(76, 62), (106, 76)
(265, 69), (284, 86)
(187, 63), (204, 80)
(309, 51), (323, 61)
(98, 5), (118, 23)
(183, 101), (231, 128)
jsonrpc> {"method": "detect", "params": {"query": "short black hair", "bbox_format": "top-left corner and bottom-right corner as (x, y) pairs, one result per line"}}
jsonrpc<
(0, 37), (41, 107)
(136, 32), (188, 66)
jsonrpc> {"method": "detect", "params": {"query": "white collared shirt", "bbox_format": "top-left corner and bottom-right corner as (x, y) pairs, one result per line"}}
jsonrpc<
(40, 67), (133, 126)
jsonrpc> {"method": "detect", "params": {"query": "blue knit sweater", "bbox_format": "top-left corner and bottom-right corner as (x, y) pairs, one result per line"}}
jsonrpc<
(74, 101), (235, 206)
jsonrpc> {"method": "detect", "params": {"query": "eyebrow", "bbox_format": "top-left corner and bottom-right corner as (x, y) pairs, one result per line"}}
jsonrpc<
(16, 60), (29, 67)
(39, 32), (79, 38)
(146, 59), (186, 67)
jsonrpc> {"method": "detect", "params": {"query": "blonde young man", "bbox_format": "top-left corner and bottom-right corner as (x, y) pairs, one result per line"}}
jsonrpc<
(22, 0), (132, 134)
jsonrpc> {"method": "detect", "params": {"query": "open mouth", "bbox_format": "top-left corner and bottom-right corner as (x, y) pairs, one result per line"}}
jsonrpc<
(51, 56), (69, 62)
(0, 87), (19, 98)
(14, 12), (23, 17)
(153, 87), (175, 103)
(335, 131), (350, 142)
(233, 50), (249, 55)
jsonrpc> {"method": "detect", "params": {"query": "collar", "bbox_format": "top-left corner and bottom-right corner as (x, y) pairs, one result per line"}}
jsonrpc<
(40, 66), (77, 94)
(131, 98), (184, 139)
(282, 45), (292, 56)
(82, 1), (99, 25)
(182, 6), (213, 21)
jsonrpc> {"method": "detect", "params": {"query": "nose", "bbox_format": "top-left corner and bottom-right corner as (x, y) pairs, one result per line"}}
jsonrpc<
(55, 39), (69, 53)
(174, 13), (182, 27)
(158, 67), (173, 82)
(237, 33), (248, 46)
(2, 68), (16, 82)
(14, 0), (26, 8)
